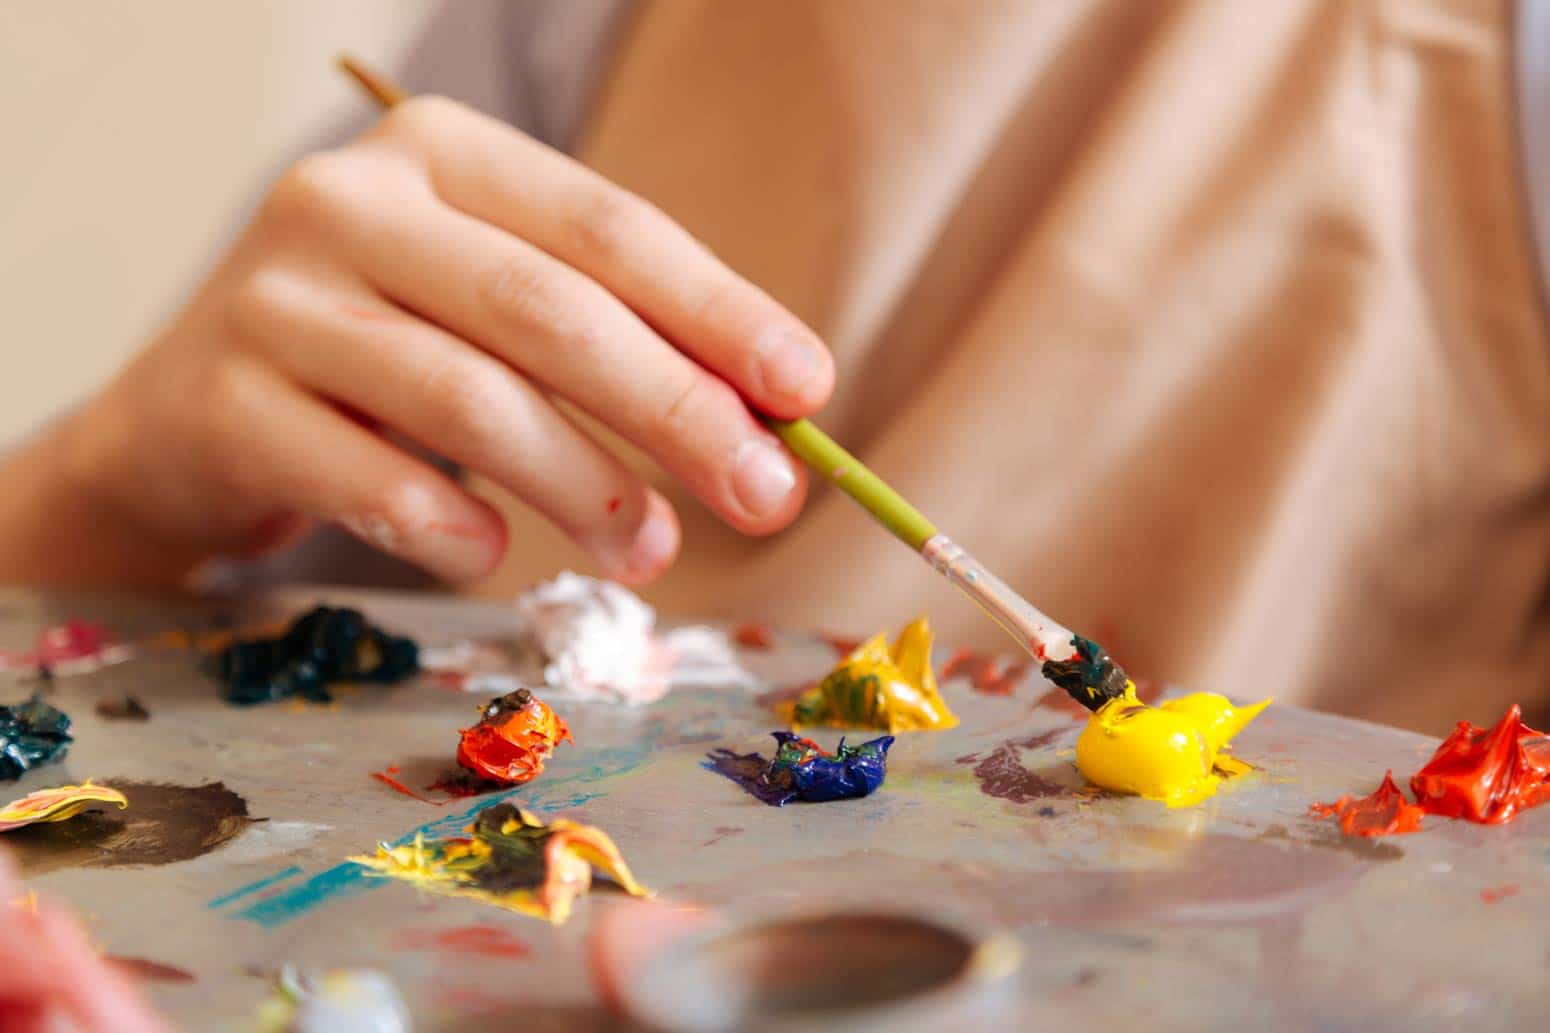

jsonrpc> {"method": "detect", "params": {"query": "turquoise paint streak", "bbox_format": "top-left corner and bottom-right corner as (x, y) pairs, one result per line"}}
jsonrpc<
(226, 739), (649, 928)
(206, 864), (302, 909)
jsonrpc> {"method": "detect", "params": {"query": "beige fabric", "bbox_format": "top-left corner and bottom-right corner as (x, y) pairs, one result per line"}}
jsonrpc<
(473, 0), (1550, 735)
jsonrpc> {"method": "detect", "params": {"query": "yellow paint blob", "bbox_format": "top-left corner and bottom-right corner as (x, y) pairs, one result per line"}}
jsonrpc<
(0, 780), (128, 833)
(791, 617), (958, 732)
(1075, 685), (1271, 807)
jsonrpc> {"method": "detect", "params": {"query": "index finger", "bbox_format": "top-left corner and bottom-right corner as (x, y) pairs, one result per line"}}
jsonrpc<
(371, 97), (835, 421)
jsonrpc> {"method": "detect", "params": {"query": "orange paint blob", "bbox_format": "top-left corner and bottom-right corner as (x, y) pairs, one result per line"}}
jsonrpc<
(1309, 771), (1425, 837)
(456, 689), (572, 786)
(1409, 704), (1550, 824)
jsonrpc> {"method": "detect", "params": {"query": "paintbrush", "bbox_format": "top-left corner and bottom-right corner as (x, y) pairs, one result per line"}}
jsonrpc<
(336, 54), (1130, 711)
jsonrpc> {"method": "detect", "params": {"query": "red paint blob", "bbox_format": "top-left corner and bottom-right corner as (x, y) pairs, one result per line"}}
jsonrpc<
(395, 924), (531, 960)
(1409, 704), (1550, 824)
(607, 496), (623, 515)
(1309, 771), (1425, 837)
(0, 620), (118, 669)
(940, 649), (1028, 696)
(732, 623), (776, 649)
(340, 304), (398, 324)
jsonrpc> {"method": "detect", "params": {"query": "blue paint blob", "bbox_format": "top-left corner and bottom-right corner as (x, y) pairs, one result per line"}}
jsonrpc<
(704, 732), (894, 806)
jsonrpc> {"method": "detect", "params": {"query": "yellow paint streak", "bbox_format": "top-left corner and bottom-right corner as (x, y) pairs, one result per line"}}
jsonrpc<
(1075, 684), (1270, 807)
(349, 809), (650, 925)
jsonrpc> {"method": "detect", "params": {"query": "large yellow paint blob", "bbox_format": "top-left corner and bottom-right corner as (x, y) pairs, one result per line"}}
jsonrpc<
(791, 617), (958, 732)
(1075, 685), (1271, 807)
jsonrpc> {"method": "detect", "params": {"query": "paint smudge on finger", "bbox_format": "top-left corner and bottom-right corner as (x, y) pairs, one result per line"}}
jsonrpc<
(732, 623), (776, 649)
(1480, 884), (1519, 904)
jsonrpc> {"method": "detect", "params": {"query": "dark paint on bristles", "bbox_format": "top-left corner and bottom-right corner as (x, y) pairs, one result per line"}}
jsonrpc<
(1040, 635), (1130, 713)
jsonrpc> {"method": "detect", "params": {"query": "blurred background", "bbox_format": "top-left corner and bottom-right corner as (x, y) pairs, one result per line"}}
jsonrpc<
(0, 2), (453, 442)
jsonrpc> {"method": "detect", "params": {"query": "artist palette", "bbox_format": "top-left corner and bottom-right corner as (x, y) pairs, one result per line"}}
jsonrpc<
(6, 586), (1550, 1031)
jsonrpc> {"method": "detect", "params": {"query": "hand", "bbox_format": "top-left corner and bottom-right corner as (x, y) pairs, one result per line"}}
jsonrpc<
(39, 96), (832, 588)
(0, 848), (176, 1033)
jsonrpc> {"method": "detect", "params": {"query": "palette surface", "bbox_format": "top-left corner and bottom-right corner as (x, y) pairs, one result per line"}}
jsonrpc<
(5, 587), (1550, 1032)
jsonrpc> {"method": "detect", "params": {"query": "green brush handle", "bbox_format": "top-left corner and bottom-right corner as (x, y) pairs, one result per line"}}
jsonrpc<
(763, 415), (1082, 666)
(761, 417), (938, 551)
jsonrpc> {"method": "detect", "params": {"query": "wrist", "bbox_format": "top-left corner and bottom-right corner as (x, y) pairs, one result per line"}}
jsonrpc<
(0, 403), (205, 590)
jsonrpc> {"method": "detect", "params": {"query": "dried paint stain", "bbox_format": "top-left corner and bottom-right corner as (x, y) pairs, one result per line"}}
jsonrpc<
(955, 729), (1072, 804)
(95, 696), (151, 722)
(7, 781), (255, 876)
(940, 649), (1029, 696)
(394, 924), (531, 960)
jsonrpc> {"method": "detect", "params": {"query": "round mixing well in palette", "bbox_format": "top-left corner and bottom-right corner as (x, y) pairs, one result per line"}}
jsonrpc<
(624, 912), (1019, 1033)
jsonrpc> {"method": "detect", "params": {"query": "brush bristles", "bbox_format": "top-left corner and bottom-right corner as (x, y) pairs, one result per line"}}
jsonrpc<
(1040, 636), (1130, 713)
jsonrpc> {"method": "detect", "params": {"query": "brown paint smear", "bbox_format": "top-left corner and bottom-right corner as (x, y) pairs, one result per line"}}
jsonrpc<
(7, 781), (255, 876)
(955, 729), (1073, 803)
(108, 957), (196, 984)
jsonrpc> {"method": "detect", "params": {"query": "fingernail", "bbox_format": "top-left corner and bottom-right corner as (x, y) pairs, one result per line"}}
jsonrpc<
(621, 507), (677, 577)
(732, 438), (797, 518)
(427, 520), (504, 581)
(758, 327), (821, 398)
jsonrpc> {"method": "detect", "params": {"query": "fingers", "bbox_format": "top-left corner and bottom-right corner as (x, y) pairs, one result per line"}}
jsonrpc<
(339, 186), (808, 535)
(194, 356), (507, 582)
(246, 271), (680, 583)
(586, 898), (712, 1018)
(0, 848), (174, 1033)
(371, 97), (834, 419)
